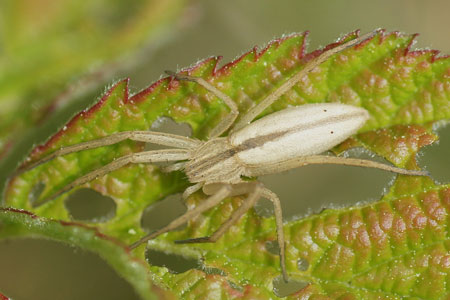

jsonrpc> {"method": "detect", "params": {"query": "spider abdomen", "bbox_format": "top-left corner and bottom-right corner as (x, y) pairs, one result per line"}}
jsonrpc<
(230, 103), (369, 165)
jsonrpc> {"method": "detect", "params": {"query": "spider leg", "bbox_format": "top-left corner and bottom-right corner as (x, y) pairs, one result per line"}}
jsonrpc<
(182, 182), (203, 200)
(180, 182), (289, 282)
(175, 182), (263, 244)
(129, 184), (233, 249)
(166, 71), (239, 138)
(261, 187), (288, 282)
(46, 149), (190, 201)
(232, 31), (377, 132)
(16, 131), (200, 175)
(160, 161), (187, 173)
(245, 155), (429, 177)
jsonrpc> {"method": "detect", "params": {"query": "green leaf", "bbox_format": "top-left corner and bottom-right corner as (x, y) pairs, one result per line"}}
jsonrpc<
(0, 0), (187, 157)
(3, 30), (450, 298)
(151, 179), (449, 299)
(0, 208), (174, 300)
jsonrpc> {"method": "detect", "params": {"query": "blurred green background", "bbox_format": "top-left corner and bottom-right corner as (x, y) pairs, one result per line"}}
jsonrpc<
(0, 0), (448, 299)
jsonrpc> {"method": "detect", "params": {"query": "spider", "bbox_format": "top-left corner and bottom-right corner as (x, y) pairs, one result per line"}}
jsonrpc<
(14, 31), (427, 281)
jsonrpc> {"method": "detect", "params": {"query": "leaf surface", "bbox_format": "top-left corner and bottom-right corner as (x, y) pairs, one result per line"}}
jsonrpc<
(3, 30), (450, 299)
(0, 208), (173, 300)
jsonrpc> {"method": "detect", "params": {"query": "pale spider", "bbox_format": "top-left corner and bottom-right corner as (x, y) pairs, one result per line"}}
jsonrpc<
(16, 31), (427, 281)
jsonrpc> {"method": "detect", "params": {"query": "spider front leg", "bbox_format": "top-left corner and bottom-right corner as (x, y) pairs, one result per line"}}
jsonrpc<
(15, 130), (200, 175)
(232, 31), (377, 132)
(166, 71), (239, 138)
(45, 149), (191, 201)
